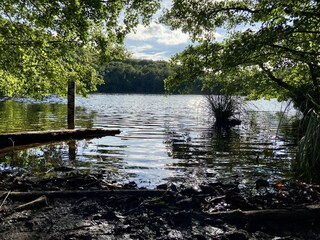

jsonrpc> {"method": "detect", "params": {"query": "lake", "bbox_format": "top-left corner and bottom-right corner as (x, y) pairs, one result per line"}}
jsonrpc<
(0, 94), (298, 189)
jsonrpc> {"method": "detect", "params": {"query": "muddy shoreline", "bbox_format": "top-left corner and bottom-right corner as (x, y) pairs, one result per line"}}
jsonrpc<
(1, 170), (320, 239)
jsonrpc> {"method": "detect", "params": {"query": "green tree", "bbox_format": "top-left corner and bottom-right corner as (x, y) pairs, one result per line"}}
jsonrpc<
(161, 0), (320, 114)
(98, 59), (173, 93)
(0, 0), (160, 98)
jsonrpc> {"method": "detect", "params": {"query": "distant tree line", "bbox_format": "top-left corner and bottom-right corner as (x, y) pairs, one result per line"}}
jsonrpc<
(97, 59), (170, 93)
(97, 59), (203, 94)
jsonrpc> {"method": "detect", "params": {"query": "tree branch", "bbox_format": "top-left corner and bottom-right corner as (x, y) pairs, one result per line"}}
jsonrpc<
(293, 30), (320, 34)
(1, 40), (78, 47)
(218, 7), (258, 14)
(259, 64), (295, 92)
(266, 43), (319, 57)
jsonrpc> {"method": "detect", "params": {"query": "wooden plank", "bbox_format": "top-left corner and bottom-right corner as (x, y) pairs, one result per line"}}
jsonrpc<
(0, 128), (120, 149)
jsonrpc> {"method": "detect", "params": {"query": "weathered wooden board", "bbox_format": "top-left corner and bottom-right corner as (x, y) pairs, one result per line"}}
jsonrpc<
(0, 128), (120, 149)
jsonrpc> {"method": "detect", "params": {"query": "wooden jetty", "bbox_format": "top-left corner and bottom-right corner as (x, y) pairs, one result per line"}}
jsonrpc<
(0, 128), (121, 150)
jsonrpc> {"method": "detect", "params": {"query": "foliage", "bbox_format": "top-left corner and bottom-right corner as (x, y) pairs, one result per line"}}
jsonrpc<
(295, 110), (320, 182)
(161, 0), (320, 114)
(295, 94), (320, 182)
(97, 59), (171, 93)
(205, 95), (243, 128)
(0, 0), (160, 98)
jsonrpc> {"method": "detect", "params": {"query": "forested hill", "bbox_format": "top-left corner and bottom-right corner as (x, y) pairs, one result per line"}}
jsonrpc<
(97, 59), (170, 93)
(97, 59), (202, 94)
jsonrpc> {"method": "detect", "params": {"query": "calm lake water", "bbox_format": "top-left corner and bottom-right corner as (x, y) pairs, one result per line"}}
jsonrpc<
(0, 94), (298, 188)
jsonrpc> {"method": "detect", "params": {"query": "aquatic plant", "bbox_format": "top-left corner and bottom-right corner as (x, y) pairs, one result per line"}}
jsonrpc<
(205, 95), (243, 128)
(295, 110), (320, 182)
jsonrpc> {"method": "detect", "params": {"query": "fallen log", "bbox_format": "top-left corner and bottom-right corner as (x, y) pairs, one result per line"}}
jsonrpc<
(208, 205), (320, 222)
(0, 189), (168, 201)
(204, 205), (320, 232)
(0, 128), (120, 150)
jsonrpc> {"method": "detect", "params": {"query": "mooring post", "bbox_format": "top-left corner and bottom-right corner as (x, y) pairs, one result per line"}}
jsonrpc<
(67, 80), (76, 129)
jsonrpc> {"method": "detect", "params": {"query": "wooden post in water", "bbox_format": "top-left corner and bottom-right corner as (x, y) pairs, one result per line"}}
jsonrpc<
(67, 80), (76, 129)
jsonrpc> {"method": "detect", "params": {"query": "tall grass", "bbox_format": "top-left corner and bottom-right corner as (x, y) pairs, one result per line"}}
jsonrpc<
(205, 95), (243, 128)
(295, 110), (320, 182)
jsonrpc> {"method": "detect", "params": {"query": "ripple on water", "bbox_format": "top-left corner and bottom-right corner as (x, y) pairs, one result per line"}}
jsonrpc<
(0, 94), (298, 188)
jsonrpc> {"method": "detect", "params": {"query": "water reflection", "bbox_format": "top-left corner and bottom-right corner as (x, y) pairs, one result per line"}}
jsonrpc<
(0, 99), (96, 132)
(0, 138), (127, 181)
(0, 144), (65, 174)
(68, 140), (77, 162)
(164, 111), (297, 187)
(0, 95), (299, 188)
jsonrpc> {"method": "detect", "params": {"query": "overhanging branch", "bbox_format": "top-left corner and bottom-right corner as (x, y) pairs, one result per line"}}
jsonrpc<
(259, 64), (295, 92)
(265, 44), (319, 57)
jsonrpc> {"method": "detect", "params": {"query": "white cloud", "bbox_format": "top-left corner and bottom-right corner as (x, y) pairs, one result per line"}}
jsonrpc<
(124, 0), (225, 61)
(126, 43), (170, 60)
(127, 22), (190, 46)
(157, 29), (190, 45)
(161, 0), (172, 9)
(131, 51), (169, 61)
(130, 44), (154, 52)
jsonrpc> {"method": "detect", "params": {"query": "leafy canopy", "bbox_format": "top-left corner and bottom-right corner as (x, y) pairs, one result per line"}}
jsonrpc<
(0, 0), (160, 98)
(161, 0), (320, 112)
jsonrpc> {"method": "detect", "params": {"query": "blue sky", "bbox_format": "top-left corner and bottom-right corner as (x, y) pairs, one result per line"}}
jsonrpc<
(124, 21), (193, 61)
(124, 0), (186, 61)
(124, 0), (223, 61)
(123, 1), (259, 61)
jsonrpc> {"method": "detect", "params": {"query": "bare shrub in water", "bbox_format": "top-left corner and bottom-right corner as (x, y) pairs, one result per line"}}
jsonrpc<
(205, 95), (243, 128)
(295, 110), (320, 182)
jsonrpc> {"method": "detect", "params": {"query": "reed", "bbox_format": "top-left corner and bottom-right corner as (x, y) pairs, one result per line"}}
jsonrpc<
(205, 95), (243, 128)
(295, 110), (320, 182)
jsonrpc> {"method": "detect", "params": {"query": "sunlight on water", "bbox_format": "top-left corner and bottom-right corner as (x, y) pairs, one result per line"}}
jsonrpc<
(0, 94), (298, 188)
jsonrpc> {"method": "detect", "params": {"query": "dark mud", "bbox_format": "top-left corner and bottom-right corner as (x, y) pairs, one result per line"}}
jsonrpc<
(1, 170), (320, 240)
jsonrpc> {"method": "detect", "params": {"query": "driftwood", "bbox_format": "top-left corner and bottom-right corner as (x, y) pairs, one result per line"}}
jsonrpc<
(2, 188), (320, 229)
(0, 128), (120, 150)
(0, 189), (168, 201)
(209, 205), (320, 221)
(0, 191), (11, 210)
(14, 195), (48, 212)
(3, 189), (320, 223)
(206, 205), (320, 226)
